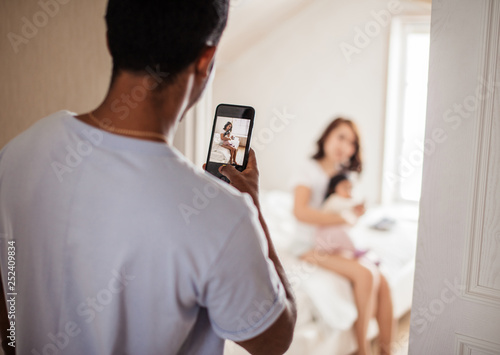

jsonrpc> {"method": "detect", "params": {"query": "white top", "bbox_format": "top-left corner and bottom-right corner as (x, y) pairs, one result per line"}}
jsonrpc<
(287, 159), (331, 256)
(289, 159), (360, 209)
(289, 159), (330, 209)
(0, 111), (286, 354)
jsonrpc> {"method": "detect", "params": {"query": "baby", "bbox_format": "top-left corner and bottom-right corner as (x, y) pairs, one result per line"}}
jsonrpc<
(315, 173), (369, 259)
(322, 173), (359, 225)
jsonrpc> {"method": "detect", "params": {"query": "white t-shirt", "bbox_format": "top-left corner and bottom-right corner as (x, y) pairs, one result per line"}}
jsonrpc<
(0, 110), (286, 354)
(287, 159), (331, 256)
(289, 159), (330, 209)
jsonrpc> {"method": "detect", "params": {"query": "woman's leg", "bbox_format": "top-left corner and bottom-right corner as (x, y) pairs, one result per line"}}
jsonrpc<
(221, 143), (235, 164)
(375, 274), (394, 355)
(300, 250), (380, 355)
(231, 147), (237, 164)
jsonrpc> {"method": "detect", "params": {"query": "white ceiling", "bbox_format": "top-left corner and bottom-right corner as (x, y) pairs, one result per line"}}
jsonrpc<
(218, 0), (432, 69)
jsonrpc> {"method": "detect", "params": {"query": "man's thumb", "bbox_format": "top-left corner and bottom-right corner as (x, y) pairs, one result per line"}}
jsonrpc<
(219, 164), (238, 179)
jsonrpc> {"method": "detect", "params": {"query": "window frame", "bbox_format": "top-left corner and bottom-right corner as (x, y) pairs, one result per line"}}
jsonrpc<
(382, 16), (431, 205)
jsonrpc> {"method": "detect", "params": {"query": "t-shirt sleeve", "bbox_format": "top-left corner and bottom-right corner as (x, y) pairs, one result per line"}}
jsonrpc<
(198, 195), (287, 342)
(287, 159), (317, 190)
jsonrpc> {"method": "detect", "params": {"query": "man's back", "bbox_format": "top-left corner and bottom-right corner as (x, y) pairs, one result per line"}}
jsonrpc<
(0, 110), (286, 354)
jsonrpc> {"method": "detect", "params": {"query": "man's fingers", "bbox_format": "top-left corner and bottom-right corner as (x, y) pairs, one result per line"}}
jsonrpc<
(246, 148), (257, 169)
(219, 164), (238, 179)
(202, 163), (206, 170)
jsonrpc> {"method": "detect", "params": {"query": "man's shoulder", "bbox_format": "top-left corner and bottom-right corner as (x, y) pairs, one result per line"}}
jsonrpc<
(5, 109), (68, 143)
(0, 110), (69, 161)
(173, 157), (254, 216)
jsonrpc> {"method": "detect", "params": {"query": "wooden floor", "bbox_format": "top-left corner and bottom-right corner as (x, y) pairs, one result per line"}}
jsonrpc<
(235, 146), (245, 165)
(370, 311), (411, 355)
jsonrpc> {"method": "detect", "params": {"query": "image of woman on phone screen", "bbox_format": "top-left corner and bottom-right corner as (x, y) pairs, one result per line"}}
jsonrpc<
(220, 121), (237, 164)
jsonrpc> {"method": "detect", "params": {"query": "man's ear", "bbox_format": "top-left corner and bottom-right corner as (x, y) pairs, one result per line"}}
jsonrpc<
(195, 46), (217, 78)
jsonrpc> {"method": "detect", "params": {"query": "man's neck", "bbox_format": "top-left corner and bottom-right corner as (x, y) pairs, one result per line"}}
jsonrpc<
(76, 71), (192, 144)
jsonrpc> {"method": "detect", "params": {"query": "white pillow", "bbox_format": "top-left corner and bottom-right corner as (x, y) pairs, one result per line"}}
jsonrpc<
(214, 132), (221, 144)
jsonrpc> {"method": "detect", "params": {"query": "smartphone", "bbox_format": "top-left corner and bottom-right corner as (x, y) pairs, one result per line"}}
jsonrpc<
(205, 104), (255, 182)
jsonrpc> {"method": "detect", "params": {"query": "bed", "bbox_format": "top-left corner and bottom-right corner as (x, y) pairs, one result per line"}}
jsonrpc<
(210, 132), (240, 164)
(224, 190), (419, 355)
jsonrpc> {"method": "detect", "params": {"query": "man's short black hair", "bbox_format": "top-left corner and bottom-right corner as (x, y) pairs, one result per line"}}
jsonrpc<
(105, 0), (229, 85)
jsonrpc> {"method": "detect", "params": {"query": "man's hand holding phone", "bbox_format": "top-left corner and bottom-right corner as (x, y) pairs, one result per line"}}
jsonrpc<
(218, 148), (260, 210)
(204, 148), (260, 209)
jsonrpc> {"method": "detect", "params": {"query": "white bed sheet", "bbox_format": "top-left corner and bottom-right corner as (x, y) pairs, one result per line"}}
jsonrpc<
(210, 132), (240, 164)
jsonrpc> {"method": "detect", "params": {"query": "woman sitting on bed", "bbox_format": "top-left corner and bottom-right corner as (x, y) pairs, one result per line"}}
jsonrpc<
(220, 121), (237, 165)
(292, 117), (394, 355)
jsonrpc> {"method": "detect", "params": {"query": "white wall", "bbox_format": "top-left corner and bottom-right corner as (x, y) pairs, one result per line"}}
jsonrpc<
(213, 0), (431, 204)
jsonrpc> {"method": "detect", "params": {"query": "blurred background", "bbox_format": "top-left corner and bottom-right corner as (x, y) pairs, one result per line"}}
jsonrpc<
(0, 0), (431, 206)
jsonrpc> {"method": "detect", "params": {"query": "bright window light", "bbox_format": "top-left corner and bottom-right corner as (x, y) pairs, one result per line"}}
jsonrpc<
(399, 33), (431, 201)
(383, 17), (431, 204)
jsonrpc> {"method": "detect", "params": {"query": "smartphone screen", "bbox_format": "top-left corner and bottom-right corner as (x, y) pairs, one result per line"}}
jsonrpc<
(205, 104), (255, 182)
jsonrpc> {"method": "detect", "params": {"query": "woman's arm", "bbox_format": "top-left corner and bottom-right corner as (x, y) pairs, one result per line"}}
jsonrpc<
(293, 185), (346, 226)
(220, 132), (231, 141)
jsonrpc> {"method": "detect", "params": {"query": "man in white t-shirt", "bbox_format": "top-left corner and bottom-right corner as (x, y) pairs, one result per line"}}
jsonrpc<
(0, 1), (296, 354)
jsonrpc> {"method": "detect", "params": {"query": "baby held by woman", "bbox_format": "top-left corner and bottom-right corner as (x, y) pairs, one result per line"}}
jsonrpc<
(315, 173), (378, 263)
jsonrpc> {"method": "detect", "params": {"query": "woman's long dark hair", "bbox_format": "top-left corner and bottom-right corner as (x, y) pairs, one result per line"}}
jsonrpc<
(223, 121), (232, 137)
(312, 117), (362, 173)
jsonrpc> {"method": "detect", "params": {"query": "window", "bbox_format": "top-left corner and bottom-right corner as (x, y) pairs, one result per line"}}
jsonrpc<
(382, 16), (431, 204)
(231, 118), (250, 137)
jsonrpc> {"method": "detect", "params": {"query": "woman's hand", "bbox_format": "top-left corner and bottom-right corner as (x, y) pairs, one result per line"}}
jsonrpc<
(353, 203), (366, 217)
(294, 186), (348, 226)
